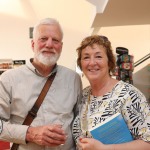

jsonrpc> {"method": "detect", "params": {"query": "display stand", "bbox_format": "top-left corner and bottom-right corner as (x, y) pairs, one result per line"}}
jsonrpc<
(114, 47), (134, 84)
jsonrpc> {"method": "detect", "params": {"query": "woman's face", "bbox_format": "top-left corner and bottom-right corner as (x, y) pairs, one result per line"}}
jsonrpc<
(81, 43), (110, 82)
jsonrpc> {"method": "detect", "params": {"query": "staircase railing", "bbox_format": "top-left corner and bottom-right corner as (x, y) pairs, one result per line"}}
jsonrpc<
(134, 53), (150, 67)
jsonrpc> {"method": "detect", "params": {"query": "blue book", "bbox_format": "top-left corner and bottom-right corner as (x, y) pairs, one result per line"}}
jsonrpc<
(89, 112), (133, 144)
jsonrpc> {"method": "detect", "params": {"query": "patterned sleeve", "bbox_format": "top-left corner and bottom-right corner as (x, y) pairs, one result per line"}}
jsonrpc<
(122, 83), (150, 142)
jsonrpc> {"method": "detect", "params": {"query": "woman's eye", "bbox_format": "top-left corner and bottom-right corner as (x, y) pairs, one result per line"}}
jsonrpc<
(96, 55), (102, 58)
(82, 56), (89, 60)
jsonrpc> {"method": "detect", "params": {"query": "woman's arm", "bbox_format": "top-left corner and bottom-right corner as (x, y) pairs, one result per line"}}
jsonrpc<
(78, 138), (150, 150)
(113, 139), (150, 150)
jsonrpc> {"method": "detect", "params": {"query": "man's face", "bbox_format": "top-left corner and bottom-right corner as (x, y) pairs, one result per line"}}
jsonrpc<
(31, 24), (63, 66)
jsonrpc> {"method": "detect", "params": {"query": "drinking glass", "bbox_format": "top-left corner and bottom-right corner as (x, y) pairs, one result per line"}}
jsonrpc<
(52, 113), (69, 150)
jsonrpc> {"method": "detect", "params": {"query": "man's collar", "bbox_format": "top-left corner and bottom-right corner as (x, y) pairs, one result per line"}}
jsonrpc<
(27, 58), (57, 77)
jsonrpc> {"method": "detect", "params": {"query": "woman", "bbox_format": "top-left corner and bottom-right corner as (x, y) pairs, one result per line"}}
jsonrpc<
(72, 35), (150, 150)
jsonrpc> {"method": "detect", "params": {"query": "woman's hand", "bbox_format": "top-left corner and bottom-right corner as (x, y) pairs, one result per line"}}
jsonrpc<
(77, 138), (150, 150)
(77, 137), (113, 150)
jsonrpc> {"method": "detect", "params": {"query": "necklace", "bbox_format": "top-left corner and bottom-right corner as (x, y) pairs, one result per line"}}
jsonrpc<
(80, 88), (91, 137)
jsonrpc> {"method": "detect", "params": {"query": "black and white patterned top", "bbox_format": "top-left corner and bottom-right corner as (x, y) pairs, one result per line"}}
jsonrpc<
(72, 80), (150, 144)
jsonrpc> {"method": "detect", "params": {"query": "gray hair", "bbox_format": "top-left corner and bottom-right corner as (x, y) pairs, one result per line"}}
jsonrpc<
(32, 18), (63, 40)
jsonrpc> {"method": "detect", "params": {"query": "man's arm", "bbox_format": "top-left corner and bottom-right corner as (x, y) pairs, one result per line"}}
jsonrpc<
(0, 120), (28, 144)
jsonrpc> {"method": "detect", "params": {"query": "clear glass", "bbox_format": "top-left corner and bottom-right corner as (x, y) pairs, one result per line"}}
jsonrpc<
(45, 113), (69, 150)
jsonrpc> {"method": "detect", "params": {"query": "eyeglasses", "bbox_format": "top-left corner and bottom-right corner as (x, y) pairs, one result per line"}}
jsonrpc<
(99, 35), (108, 42)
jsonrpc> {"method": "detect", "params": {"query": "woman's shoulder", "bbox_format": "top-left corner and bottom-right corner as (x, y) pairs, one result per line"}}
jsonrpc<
(117, 80), (140, 91)
(115, 80), (146, 99)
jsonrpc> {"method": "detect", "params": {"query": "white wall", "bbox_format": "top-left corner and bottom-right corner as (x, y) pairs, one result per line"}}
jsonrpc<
(99, 25), (150, 63)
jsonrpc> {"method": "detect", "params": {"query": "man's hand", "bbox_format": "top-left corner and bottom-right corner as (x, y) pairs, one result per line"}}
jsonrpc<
(26, 124), (67, 147)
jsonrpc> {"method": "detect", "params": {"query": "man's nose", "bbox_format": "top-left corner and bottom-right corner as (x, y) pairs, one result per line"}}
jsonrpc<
(46, 38), (53, 47)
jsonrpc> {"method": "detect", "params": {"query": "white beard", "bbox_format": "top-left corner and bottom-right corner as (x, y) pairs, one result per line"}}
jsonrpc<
(35, 49), (60, 66)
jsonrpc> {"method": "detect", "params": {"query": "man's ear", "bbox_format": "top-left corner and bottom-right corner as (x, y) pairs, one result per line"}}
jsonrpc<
(61, 41), (63, 48)
(60, 42), (63, 52)
(31, 39), (34, 51)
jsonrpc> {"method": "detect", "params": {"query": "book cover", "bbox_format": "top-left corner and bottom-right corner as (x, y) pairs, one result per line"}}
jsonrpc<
(89, 112), (133, 144)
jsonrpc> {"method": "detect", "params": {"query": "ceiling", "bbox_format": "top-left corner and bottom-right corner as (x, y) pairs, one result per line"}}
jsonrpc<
(1, 0), (150, 35)
(87, 0), (150, 34)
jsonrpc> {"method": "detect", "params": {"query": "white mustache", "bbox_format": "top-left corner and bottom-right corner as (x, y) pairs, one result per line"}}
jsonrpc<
(41, 48), (56, 53)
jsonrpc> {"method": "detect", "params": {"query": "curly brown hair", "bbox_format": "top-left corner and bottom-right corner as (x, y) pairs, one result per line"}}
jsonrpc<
(76, 35), (116, 75)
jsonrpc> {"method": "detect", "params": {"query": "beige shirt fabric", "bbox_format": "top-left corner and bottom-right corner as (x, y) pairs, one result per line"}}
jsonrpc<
(0, 60), (82, 150)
